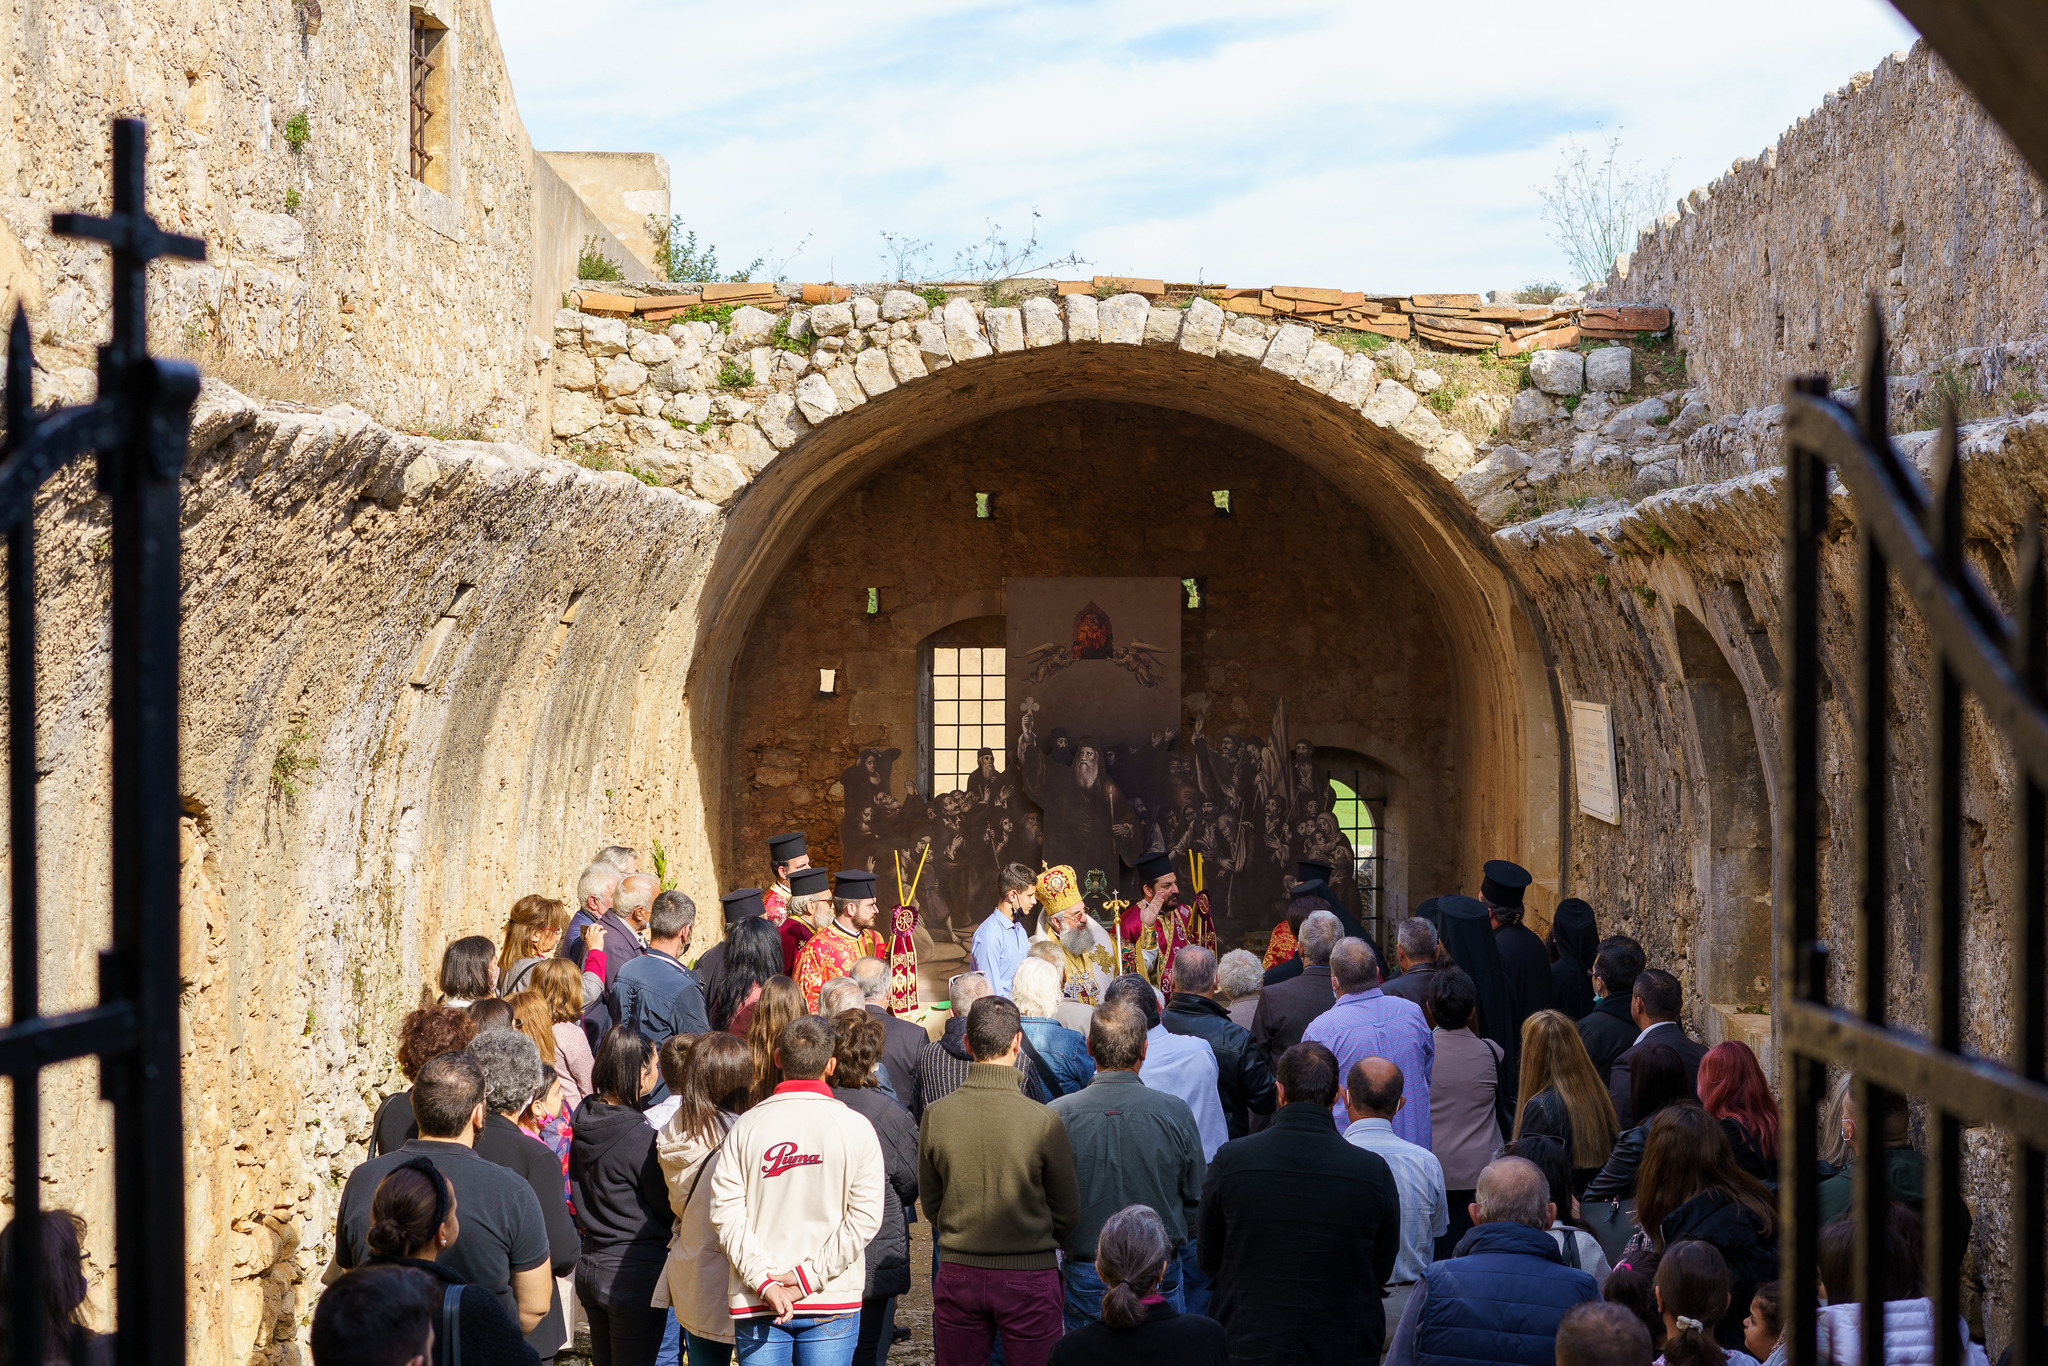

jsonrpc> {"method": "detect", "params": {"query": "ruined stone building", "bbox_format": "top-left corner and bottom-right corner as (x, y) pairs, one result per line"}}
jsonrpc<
(2, 0), (2047, 1357)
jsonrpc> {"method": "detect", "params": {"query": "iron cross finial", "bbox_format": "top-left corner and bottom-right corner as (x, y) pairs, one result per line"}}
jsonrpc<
(48, 120), (204, 366)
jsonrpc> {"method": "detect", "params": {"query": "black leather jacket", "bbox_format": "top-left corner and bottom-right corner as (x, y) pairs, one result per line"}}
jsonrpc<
(1585, 1120), (1649, 1201)
(1163, 993), (1279, 1138)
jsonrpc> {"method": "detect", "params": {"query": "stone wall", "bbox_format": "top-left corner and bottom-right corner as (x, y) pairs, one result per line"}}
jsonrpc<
(0, 0), (656, 448)
(1596, 40), (2048, 413)
(726, 399), (1463, 942)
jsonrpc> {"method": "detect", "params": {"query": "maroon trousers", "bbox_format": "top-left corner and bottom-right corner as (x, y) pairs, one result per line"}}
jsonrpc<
(932, 1263), (1063, 1366)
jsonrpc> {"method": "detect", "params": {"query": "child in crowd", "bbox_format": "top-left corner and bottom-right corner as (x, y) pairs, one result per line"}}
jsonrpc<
(1743, 1281), (1783, 1366)
(1653, 1238), (1757, 1366)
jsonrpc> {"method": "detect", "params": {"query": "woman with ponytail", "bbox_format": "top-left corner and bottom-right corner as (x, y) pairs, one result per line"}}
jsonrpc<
(361, 1158), (540, 1366)
(1652, 1239), (1743, 1366)
(1048, 1205), (1226, 1366)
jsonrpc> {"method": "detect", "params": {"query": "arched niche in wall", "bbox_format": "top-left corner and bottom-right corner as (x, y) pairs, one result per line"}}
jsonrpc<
(1671, 605), (1774, 1014)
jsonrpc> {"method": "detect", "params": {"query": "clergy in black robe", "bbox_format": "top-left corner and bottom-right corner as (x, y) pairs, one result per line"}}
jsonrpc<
(1438, 893), (1523, 1095)
(1482, 859), (1554, 1037)
(1547, 897), (1599, 1022)
(1017, 724), (1141, 892)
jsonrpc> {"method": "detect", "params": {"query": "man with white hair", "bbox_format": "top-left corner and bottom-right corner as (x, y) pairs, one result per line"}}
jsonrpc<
(852, 956), (929, 1115)
(1250, 909), (1344, 1068)
(564, 863), (619, 982)
(912, 971), (1047, 1118)
(1384, 1156), (1600, 1366)
(1382, 915), (1444, 1010)
(1217, 949), (1264, 1031)
(1304, 937), (1433, 1146)
(577, 872), (654, 990)
(1163, 945), (1276, 1141)
(1028, 864), (1117, 1008)
(1013, 957), (1094, 1098)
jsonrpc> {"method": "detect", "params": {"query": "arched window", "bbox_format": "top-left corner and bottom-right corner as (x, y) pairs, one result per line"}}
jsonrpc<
(918, 617), (1007, 795)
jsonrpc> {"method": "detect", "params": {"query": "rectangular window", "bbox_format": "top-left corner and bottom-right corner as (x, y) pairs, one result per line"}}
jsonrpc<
(927, 644), (1005, 795)
(408, 14), (449, 191)
(975, 492), (993, 519)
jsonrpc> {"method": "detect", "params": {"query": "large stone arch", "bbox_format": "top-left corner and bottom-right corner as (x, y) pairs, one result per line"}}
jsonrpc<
(680, 333), (1569, 914)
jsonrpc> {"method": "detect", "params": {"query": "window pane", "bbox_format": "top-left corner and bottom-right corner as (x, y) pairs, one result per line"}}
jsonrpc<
(984, 647), (1005, 670)
(935, 700), (958, 725)
(934, 647), (958, 674)
(934, 675), (957, 700)
(936, 725), (957, 749)
(982, 700), (1005, 725)
(960, 674), (982, 700)
(959, 647), (982, 672)
(991, 752), (1006, 772)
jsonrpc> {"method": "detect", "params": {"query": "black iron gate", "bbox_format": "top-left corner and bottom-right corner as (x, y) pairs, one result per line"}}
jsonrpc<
(1779, 309), (2048, 1365)
(1, 119), (200, 1366)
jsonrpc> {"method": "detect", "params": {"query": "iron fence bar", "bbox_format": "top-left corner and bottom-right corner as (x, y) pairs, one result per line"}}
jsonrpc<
(1928, 429), (1967, 1366)
(1779, 1002), (2048, 1129)
(1779, 376), (1831, 1366)
(0, 1005), (138, 1076)
(3, 265), (42, 1366)
(1853, 511), (1890, 1366)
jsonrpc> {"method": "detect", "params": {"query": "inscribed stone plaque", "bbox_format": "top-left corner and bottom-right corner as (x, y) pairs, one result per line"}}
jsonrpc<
(1571, 699), (1620, 825)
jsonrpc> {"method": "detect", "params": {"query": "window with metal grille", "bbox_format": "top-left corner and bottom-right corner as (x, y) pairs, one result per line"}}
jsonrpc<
(927, 644), (1006, 796)
(408, 15), (446, 188)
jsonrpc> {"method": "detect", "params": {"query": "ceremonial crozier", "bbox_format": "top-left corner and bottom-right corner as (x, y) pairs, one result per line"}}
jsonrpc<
(1007, 578), (1181, 909)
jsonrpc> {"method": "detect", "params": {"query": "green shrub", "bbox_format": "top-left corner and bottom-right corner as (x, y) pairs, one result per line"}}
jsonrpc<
(577, 236), (624, 282)
(768, 315), (811, 356)
(283, 111), (310, 151)
(918, 286), (949, 310)
(718, 360), (754, 390)
(284, 187), (301, 211)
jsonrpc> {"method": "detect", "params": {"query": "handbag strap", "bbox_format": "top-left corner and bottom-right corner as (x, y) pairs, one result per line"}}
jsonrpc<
(439, 1284), (462, 1366)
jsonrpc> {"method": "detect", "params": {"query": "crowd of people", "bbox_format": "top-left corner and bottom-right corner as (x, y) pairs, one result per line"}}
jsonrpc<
(268, 840), (2007, 1366)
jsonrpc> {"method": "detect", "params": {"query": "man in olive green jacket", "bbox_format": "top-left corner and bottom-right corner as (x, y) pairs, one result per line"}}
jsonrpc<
(919, 994), (1080, 1366)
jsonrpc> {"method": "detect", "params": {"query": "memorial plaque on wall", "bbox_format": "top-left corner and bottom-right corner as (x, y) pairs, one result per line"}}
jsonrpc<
(1006, 578), (1183, 897)
(1570, 699), (1621, 824)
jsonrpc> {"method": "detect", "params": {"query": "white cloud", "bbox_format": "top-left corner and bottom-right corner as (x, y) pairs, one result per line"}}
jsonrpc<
(496, 0), (1919, 290)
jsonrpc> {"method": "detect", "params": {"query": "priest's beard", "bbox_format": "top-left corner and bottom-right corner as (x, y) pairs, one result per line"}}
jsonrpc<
(1061, 921), (1099, 957)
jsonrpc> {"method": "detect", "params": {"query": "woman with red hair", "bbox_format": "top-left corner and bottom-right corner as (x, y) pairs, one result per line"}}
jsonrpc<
(1698, 1040), (1778, 1183)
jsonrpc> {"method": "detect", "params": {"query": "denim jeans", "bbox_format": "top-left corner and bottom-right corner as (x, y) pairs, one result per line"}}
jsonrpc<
(733, 1313), (858, 1366)
(1176, 1239), (1211, 1316)
(657, 1311), (681, 1366)
(683, 1332), (734, 1366)
(1059, 1251), (1185, 1333)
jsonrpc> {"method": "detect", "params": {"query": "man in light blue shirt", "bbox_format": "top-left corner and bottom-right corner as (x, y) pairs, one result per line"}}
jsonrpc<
(1341, 1056), (1447, 1336)
(1305, 938), (1435, 1147)
(968, 862), (1038, 995)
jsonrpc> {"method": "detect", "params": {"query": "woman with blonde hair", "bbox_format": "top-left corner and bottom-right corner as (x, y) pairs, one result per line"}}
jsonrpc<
(532, 957), (596, 1109)
(499, 895), (572, 996)
(1512, 1008), (1620, 1193)
(741, 976), (805, 1104)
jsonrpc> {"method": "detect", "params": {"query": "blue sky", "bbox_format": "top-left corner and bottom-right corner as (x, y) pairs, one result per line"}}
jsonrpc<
(494, 0), (1920, 293)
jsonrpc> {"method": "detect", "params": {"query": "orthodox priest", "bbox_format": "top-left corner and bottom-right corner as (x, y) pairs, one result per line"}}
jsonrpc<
(792, 870), (889, 1011)
(1117, 852), (1217, 987)
(1016, 712), (1142, 895)
(761, 830), (810, 925)
(1030, 864), (1118, 1007)
(1482, 858), (1554, 1035)
(693, 887), (764, 1008)
(778, 866), (832, 974)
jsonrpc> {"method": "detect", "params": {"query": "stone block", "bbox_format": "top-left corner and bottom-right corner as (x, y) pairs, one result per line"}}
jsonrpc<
(1507, 388), (1555, 432)
(1360, 380), (1418, 427)
(825, 365), (867, 411)
(727, 421), (778, 474)
(1064, 293), (1101, 342)
(584, 316), (630, 357)
(1395, 404), (1445, 449)
(1299, 341), (1345, 394)
(664, 393), (711, 426)
(879, 290), (930, 321)
(1412, 368), (1442, 394)
(1453, 444), (1530, 499)
(755, 395), (808, 449)
(1327, 354), (1378, 405)
(852, 296), (881, 328)
(886, 339), (930, 383)
(1426, 430), (1477, 479)
(942, 298), (993, 361)
(1671, 400), (1711, 438)
(854, 348), (897, 398)
(630, 333), (678, 366)
(986, 306), (1026, 353)
(914, 319), (953, 371)
(555, 352), (596, 391)
(794, 373), (841, 424)
(687, 449), (750, 505)
(1214, 327), (1268, 367)
(554, 308), (585, 334)
(1585, 346), (1633, 391)
(599, 357), (649, 398)
(1099, 293), (1150, 344)
(809, 303), (855, 337)
(1178, 297), (1225, 357)
(231, 209), (305, 262)
(1143, 306), (1184, 348)
(1529, 349), (1584, 396)
(552, 390), (604, 437)
(1020, 296), (1064, 348)
(1380, 343), (1416, 382)
(1260, 324), (1315, 379)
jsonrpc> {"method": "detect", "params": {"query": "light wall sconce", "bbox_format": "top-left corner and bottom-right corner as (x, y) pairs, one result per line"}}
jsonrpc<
(818, 668), (838, 697)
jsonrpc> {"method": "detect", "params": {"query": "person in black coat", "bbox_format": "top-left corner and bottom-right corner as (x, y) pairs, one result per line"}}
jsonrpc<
(1052, 1204), (1226, 1366)
(1198, 1041), (1402, 1364)
(1162, 947), (1277, 1139)
(359, 1159), (542, 1366)
(1576, 937), (1645, 1084)
(1482, 860), (1554, 1032)
(854, 958), (930, 1114)
(470, 1031), (580, 1361)
(569, 1027), (672, 1366)
(1248, 910), (1343, 1067)
(1607, 969), (1708, 1128)
(1438, 895), (1522, 1080)
(1546, 898), (1599, 1023)
(829, 1010), (920, 1366)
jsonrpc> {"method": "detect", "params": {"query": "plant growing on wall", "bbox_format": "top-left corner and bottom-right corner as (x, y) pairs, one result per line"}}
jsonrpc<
(272, 721), (319, 797)
(283, 111), (310, 151)
(1536, 128), (1670, 289)
(577, 235), (625, 282)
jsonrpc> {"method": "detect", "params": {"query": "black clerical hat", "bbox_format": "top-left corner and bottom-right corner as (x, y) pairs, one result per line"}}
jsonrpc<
(1480, 859), (1532, 909)
(721, 888), (765, 924)
(1130, 852), (1175, 884)
(790, 866), (831, 896)
(834, 870), (878, 899)
(767, 831), (807, 865)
